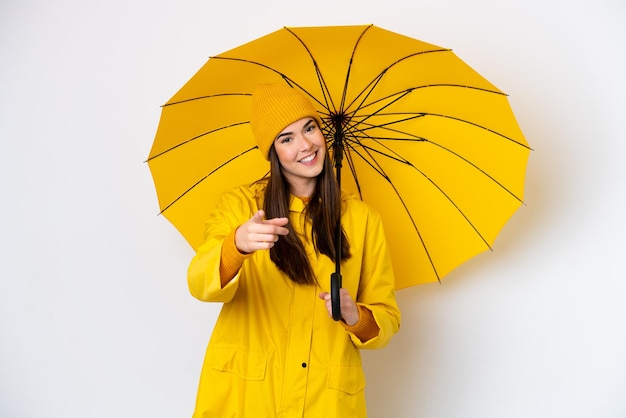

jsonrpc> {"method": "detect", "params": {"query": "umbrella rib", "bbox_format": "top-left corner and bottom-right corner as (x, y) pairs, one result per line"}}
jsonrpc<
(163, 92), (248, 107)
(352, 85), (531, 153)
(338, 25), (375, 113)
(345, 136), (494, 252)
(345, 48), (451, 112)
(159, 147), (261, 215)
(343, 140), (442, 281)
(349, 120), (526, 204)
(342, 91), (529, 200)
(378, 111), (531, 149)
(349, 85), (511, 138)
(210, 55), (334, 118)
(283, 27), (337, 115)
(341, 141), (364, 199)
(355, 110), (530, 150)
(146, 121), (250, 162)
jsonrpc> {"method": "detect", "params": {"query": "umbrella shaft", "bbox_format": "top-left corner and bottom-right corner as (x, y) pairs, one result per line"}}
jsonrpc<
(332, 123), (344, 270)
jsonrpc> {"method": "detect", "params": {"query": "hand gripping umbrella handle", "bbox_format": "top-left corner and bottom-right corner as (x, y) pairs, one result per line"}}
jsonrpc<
(331, 272), (342, 321)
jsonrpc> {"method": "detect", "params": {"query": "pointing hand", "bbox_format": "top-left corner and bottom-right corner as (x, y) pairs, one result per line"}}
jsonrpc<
(235, 210), (289, 254)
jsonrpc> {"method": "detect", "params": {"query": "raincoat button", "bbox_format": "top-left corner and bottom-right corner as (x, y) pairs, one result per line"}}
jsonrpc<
(301, 362), (307, 368)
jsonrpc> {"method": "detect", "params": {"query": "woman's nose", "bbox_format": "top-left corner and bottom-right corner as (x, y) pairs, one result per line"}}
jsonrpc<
(298, 136), (312, 150)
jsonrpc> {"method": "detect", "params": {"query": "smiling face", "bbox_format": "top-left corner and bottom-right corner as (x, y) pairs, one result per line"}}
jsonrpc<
(273, 117), (326, 197)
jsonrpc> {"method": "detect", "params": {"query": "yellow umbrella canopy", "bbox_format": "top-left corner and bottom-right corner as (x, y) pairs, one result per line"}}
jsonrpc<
(147, 24), (530, 289)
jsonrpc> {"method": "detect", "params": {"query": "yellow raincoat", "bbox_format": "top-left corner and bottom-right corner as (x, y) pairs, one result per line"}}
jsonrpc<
(188, 182), (401, 417)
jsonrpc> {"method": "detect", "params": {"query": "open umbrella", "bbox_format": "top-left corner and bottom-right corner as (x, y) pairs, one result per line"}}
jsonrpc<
(147, 24), (530, 317)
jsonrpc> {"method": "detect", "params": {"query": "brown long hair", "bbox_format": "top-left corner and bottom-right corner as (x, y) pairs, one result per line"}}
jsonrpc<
(263, 145), (351, 285)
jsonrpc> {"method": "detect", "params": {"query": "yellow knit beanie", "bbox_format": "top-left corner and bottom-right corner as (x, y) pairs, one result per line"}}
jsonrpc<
(250, 84), (322, 160)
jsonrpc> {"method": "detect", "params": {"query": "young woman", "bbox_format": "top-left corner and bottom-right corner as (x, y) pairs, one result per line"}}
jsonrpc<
(187, 84), (401, 417)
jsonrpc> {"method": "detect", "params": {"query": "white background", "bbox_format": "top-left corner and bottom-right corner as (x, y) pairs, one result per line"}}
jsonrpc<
(1, 0), (625, 417)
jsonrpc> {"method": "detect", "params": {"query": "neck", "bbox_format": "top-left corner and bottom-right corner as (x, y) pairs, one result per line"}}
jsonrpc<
(289, 180), (316, 198)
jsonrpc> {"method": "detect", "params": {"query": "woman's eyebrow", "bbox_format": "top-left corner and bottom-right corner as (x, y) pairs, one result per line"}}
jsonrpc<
(276, 118), (315, 140)
(276, 130), (293, 140)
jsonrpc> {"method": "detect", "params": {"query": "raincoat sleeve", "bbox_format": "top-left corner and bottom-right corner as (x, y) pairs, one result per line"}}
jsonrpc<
(348, 206), (401, 350)
(187, 188), (252, 303)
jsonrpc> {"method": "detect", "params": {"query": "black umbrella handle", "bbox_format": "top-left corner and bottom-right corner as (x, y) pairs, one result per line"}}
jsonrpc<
(331, 272), (342, 321)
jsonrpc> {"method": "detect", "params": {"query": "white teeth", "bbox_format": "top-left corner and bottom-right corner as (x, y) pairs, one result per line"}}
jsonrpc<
(300, 153), (315, 163)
